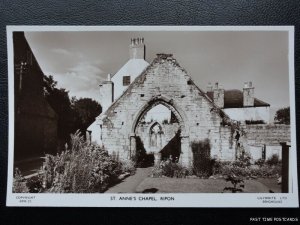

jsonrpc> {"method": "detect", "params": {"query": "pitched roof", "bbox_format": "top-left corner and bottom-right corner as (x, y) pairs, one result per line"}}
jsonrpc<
(206, 89), (270, 108)
(103, 54), (230, 121)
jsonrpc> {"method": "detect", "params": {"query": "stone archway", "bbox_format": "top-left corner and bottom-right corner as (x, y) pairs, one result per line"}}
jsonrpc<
(129, 96), (190, 166)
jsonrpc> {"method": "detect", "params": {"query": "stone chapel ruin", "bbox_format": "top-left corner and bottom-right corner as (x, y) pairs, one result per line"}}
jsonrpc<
(87, 38), (290, 167)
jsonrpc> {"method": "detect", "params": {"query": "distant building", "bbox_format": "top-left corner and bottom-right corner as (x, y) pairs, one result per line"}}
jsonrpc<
(13, 32), (58, 161)
(206, 82), (270, 123)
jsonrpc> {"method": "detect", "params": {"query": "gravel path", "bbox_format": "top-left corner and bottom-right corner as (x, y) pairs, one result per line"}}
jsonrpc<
(105, 167), (153, 193)
(14, 157), (44, 176)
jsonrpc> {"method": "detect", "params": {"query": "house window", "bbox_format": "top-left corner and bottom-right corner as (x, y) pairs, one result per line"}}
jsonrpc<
(123, 76), (131, 86)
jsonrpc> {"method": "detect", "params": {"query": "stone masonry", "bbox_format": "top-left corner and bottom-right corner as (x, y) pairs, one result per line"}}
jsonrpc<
(98, 53), (236, 166)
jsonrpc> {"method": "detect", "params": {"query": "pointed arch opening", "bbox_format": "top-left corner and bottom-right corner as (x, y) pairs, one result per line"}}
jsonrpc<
(130, 97), (188, 166)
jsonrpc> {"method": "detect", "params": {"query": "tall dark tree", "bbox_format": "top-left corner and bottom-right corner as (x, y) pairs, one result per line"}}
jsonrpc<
(274, 107), (290, 125)
(43, 75), (102, 146)
(72, 98), (102, 132)
(43, 75), (73, 142)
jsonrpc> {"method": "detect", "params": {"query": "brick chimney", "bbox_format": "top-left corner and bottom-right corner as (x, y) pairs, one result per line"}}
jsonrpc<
(129, 38), (145, 59)
(213, 82), (224, 108)
(243, 81), (254, 107)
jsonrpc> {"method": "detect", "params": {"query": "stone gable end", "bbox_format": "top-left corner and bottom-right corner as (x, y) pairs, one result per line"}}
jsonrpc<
(100, 54), (235, 164)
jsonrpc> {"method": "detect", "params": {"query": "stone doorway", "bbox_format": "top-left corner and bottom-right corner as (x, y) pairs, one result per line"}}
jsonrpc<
(132, 101), (183, 166)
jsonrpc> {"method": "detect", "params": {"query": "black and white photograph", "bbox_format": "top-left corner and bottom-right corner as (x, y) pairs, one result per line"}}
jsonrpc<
(6, 26), (298, 207)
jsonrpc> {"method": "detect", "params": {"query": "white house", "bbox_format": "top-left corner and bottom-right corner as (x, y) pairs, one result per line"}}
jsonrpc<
(87, 38), (149, 144)
(206, 82), (270, 123)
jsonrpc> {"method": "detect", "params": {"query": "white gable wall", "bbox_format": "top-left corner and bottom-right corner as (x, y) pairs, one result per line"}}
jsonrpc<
(223, 106), (270, 123)
(88, 58), (149, 144)
(111, 59), (149, 101)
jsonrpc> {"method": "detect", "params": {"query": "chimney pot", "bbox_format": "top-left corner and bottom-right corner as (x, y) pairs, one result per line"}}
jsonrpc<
(129, 37), (146, 59)
(214, 82), (219, 89)
(213, 82), (224, 108)
(243, 82), (254, 107)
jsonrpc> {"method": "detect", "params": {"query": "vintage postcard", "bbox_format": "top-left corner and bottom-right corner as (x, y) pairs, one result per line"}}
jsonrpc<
(6, 26), (298, 207)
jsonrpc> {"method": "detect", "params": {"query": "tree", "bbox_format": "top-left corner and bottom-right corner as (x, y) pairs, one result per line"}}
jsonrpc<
(72, 98), (102, 132)
(274, 107), (290, 125)
(43, 75), (102, 145)
(44, 75), (74, 143)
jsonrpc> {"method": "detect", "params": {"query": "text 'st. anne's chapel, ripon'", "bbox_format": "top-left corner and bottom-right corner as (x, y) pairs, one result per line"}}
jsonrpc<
(87, 38), (290, 166)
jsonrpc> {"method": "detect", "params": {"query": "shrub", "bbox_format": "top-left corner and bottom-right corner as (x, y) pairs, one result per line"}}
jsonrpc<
(266, 154), (280, 166)
(40, 131), (126, 193)
(151, 160), (191, 178)
(12, 132), (136, 193)
(221, 163), (250, 177)
(260, 164), (282, 177)
(245, 120), (265, 125)
(254, 158), (265, 167)
(223, 174), (245, 193)
(26, 175), (44, 193)
(192, 139), (215, 177)
(120, 159), (136, 175)
(211, 160), (229, 175)
(13, 168), (29, 193)
(236, 147), (252, 167)
(213, 157), (281, 178)
(151, 166), (163, 178)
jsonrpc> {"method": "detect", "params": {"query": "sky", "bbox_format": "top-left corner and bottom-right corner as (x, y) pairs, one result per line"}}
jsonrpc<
(25, 30), (290, 111)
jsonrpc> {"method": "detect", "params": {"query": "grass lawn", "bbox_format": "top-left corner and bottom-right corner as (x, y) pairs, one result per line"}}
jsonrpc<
(257, 178), (281, 193)
(136, 177), (275, 193)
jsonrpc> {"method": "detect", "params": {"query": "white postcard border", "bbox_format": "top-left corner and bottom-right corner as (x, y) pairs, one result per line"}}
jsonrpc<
(6, 25), (299, 207)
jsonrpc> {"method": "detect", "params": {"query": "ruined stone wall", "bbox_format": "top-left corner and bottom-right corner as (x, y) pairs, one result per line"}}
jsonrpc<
(240, 124), (290, 161)
(100, 54), (233, 165)
(135, 122), (180, 153)
(245, 124), (290, 146)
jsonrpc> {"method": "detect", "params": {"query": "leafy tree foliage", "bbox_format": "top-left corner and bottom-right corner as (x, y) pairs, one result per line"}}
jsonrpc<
(72, 97), (102, 132)
(44, 75), (73, 141)
(274, 107), (290, 125)
(43, 75), (102, 145)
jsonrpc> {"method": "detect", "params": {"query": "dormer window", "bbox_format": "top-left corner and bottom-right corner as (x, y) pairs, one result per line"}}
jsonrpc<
(123, 76), (131, 86)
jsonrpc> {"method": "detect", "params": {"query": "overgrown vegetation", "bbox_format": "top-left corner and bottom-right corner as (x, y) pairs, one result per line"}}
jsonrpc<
(151, 159), (192, 178)
(245, 120), (265, 125)
(214, 154), (281, 178)
(150, 150), (281, 182)
(13, 168), (29, 193)
(191, 139), (215, 177)
(13, 131), (135, 193)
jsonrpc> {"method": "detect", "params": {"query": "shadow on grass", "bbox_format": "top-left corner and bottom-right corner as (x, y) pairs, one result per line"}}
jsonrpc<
(142, 188), (158, 193)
